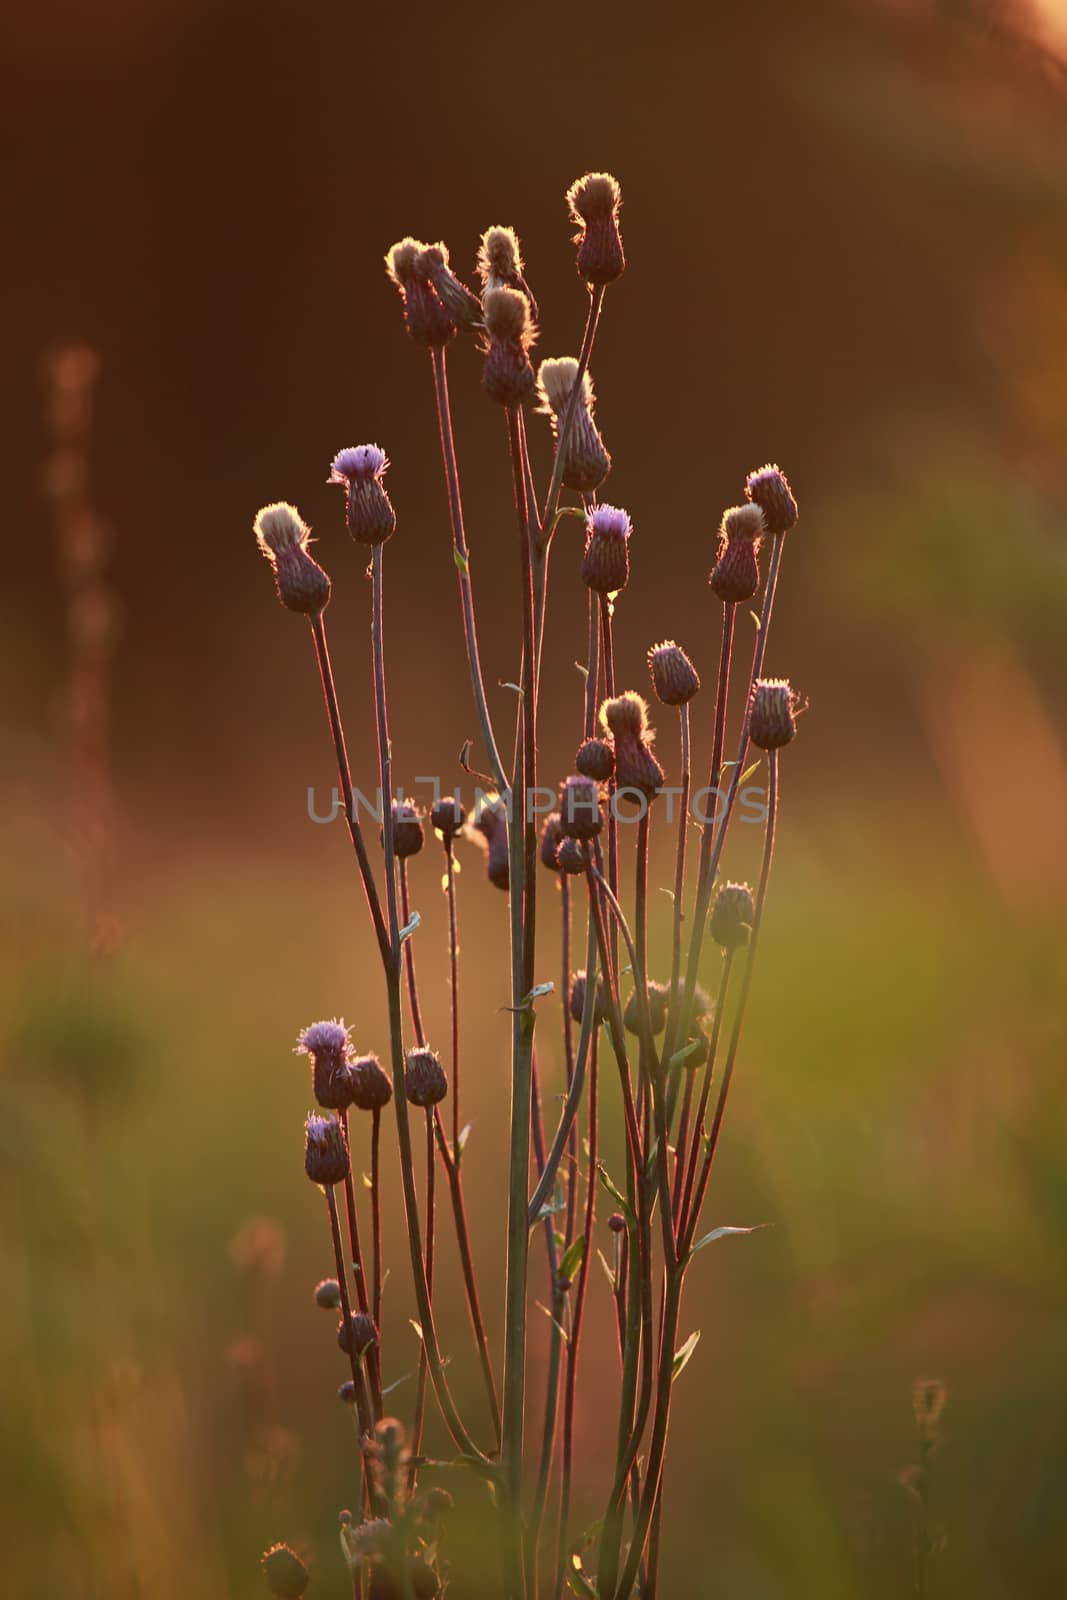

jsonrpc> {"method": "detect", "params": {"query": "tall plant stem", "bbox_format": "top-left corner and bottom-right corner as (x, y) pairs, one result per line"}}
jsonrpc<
(599, 593), (619, 974)
(539, 285), (605, 539)
(584, 589), (600, 739)
(675, 952), (735, 1239)
(667, 705), (691, 1019)
(340, 1110), (382, 1420)
(529, 1054), (564, 1587)
(369, 542), (491, 1472)
(371, 1109), (383, 1333)
(411, 1107), (436, 1471)
(429, 346), (508, 791)
(326, 1182), (380, 1510)
(309, 613), (389, 964)
(399, 861), (426, 1047)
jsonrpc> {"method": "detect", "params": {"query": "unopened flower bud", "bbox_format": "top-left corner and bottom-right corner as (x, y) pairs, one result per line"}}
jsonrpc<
(709, 882), (755, 948)
(745, 463), (797, 535)
(405, 1047), (448, 1107)
(482, 287), (537, 407)
(431, 795), (466, 843)
(337, 1311), (378, 1357)
(566, 172), (625, 286)
(539, 812), (564, 870)
(338, 1379), (357, 1405)
(348, 1053), (393, 1113)
(475, 801), (510, 890)
(601, 694), (664, 801)
(580, 504), (631, 594)
(416, 243), (483, 333)
(254, 502), (331, 616)
(607, 1212), (626, 1234)
(556, 837), (588, 876)
(536, 357), (611, 492)
(749, 678), (798, 750)
(476, 225), (539, 318)
(329, 445), (397, 546)
(315, 1278), (342, 1310)
(569, 970), (608, 1025)
(297, 1019), (354, 1110)
(624, 980), (670, 1037)
(558, 775), (603, 840)
(575, 737), (615, 782)
(648, 640), (700, 706)
(304, 1113), (350, 1186)
(710, 504), (765, 603)
(261, 1543), (309, 1598)
(385, 238), (455, 348)
(387, 800), (425, 859)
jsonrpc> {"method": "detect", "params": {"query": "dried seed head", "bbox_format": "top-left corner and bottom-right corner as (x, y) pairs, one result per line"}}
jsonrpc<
(581, 504), (631, 594)
(745, 463), (797, 534)
(416, 242), (483, 332)
(648, 640), (700, 706)
(575, 737), (615, 782)
(297, 1019), (355, 1110)
(329, 445), (397, 546)
(431, 795), (467, 843)
(557, 774), (603, 840)
(536, 356), (611, 492)
(304, 1112), (350, 1187)
(535, 356), (590, 416)
(482, 287), (537, 407)
(261, 1543), (309, 1599)
(566, 171), (625, 285)
(254, 502), (332, 616)
(476, 225), (538, 316)
(709, 882), (756, 948)
(624, 980), (670, 1037)
(556, 837), (588, 876)
(385, 236), (454, 347)
(388, 800), (425, 859)
(314, 1278), (342, 1310)
(749, 678), (798, 750)
(569, 969), (608, 1025)
(337, 1311), (378, 1357)
(710, 536), (761, 603)
(722, 503), (766, 543)
(474, 801), (510, 890)
(607, 1212), (626, 1234)
(404, 1047), (448, 1107)
(348, 1053), (393, 1112)
(613, 737), (665, 802)
(600, 692), (649, 741)
(539, 812), (564, 871)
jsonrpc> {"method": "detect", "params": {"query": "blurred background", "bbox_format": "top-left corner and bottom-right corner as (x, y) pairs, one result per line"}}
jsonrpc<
(3, 0), (1067, 1594)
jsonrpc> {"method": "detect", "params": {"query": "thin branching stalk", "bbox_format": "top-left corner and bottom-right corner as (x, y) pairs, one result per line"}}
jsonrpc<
(326, 1182), (381, 1512)
(675, 953), (735, 1240)
(410, 1107), (436, 1475)
(539, 285), (606, 541)
(529, 1055), (564, 1586)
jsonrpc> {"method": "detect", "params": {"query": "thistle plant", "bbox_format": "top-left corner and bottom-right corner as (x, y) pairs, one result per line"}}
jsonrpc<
(252, 171), (807, 1600)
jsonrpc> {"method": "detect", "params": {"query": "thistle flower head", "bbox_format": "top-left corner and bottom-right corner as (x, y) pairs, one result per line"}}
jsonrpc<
(535, 356), (594, 417)
(304, 1113), (350, 1187)
(709, 882), (755, 948)
(575, 736), (615, 782)
(484, 285), (534, 345)
(601, 693), (664, 800)
(297, 1019), (355, 1109)
(261, 1543), (309, 1598)
(337, 1311), (378, 1357)
(338, 1379), (356, 1405)
(385, 237), (424, 287)
(607, 1212), (626, 1234)
(648, 640), (700, 706)
(255, 501), (310, 556)
(557, 774), (603, 840)
(536, 356), (611, 490)
(710, 534), (761, 603)
(348, 1053), (393, 1112)
(417, 242), (483, 332)
(329, 444), (389, 483)
(624, 979), (670, 1037)
(474, 799), (510, 889)
(388, 800), (425, 860)
(404, 1047), (448, 1107)
(600, 692), (649, 741)
(745, 463), (798, 534)
(482, 287), (537, 406)
(749, 678), (799, 750)
(581, 504), (631, 593)
(569, 969), (608, 1025)
(556, 837), (588, 875)
(722, 503), (765, 543)
(566, 171), (625, 284)
(385, 236), (454, 347)
(254, 502), (331, 615)
(477, 225), (525, 291)
(314, 1278), (341, 1310)
(539, 812), (564, 871)
(431, 795), (467, 843)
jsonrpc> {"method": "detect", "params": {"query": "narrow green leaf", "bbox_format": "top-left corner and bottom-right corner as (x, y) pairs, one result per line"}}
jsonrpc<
(558, 1233), (586, 1282)
(690, 1223), (765, 1254)
(566, 1555), (597, 1598)
(453, 545), (469, 575)
(536, 1301), (569, 1344)
(596, 1248), (615, 1291)
(739, 758), (762, 783)
(574, 660), (589, 682)
(750, 610), (761, 630)
(671, 1329), (701, 1380)
(596, 1164), (631, 1218)
(667, 1038), (705, 1072)
(409, 1320), (424, 1342)
(525, 980), (555, 1004)
(399, 910), (421, 943)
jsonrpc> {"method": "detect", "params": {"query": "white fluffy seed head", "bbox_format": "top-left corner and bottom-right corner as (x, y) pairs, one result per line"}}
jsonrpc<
(254, 501), (309, 559)
(536, 356), (594, 417)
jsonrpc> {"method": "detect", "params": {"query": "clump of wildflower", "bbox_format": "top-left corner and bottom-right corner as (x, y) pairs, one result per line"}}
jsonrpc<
(304, 1113), (350, 1186)
(557, 775), (603, 840)
(385, 238), (454, 348)
(575, 736), (615, 782)
(328, 445), (397, 546)
(624, 979), (670, 1036)
(477, 225), (538, 317)
(415, 242), (483, 332)
(745, 462), (797, 534)
(749, 678), (798, 749)
(482, 287), (537, 407)
(348, 1053), (393, 1113)
(404, 1047), (448, 1107)
(710, 503), (764, 603)
(474, 799), (510, 889)
(261, 1542), (309, 1598)
(431, 795), (466, 844)
(580, 504), (631, 594)
(709, 882), (755, 948)
(387, 800), (425, 859)
(648, 640), (700, 706)
(536, 357), (611, 492)
(569, 970), (608, 1025)
(601, 693), (664, 801)
(254, 502), (331, 616)
(297, 1019), (354, 1110)
(566, 171), (625, 285)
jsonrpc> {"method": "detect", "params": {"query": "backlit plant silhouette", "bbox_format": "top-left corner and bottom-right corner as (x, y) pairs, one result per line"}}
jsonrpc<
(253, 171), (804, 1600)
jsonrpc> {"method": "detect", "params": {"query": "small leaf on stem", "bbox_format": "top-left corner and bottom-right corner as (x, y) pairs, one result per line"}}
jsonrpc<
(671, 1329), (701, 1380)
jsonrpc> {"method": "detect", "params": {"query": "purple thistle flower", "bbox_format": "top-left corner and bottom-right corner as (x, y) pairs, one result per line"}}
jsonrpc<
(329, 444), (389, 483)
